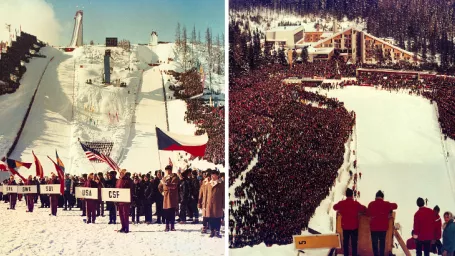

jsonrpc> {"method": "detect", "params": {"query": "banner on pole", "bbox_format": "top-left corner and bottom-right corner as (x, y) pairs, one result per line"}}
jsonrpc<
(75, 187), (99, 200)
(3, 185), (18, 194)
(42, 184), (61, 194)
(18, 185), (37, 194)
(101, 188), (130, 202)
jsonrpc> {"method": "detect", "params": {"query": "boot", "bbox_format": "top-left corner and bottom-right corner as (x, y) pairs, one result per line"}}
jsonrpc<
(201, 226), (207, 234)
(191, 219), (199, 224)
(216, 231), (222, 238)
(171, 223), (176, 231)
(210, 229), (215, 238)
(165, 223), (170, 232)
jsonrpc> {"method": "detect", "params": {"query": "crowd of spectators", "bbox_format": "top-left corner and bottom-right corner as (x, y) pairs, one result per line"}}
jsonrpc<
(0, 32), (45, 95)
(229, 64), (354, 248)
(185, 99), (225, 166)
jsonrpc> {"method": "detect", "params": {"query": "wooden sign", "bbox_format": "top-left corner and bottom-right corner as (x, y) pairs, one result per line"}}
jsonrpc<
(293, 234), (341, 250)
(75, 187), (98, 200)
(101, 188), (131, 203)
(3, 185), (17, 194)
(18, 185), (37, 194)
(42, 184), (61, 194)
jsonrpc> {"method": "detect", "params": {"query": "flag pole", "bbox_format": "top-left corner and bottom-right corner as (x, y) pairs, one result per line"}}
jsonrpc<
(155, 126), (162, 170)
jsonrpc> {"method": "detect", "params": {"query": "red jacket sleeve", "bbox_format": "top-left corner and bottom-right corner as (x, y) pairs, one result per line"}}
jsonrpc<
(389, 202), (398, 211)
(333, 201), (341, 211)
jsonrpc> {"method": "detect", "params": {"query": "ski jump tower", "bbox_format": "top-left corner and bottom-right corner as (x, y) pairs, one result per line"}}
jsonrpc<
(65, 10), (83, 52)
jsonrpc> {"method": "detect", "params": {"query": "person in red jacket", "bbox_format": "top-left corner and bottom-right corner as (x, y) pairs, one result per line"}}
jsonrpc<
(84, 173), (98, 224)
(116, 169), (133, 233)
(48, 173), (59, 216)
(414, 197), (435, 256)
(333, 188), (367, 256)
(367, 190), (398, 256)
(25, 175), (37, 212)
(432, 205), (442, 254)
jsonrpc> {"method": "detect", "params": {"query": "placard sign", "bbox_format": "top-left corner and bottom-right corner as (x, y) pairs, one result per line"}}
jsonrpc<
(101, 188), (131, 203)
(42, 184), (61, 194)
(18, 185), (37, 194)
(293, 234), (341, 250)
(3, 185), (17, 194)
(75, 187), (99, 200)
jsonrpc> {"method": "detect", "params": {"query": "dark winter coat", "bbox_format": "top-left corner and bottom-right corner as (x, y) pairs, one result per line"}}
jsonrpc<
(132, 182), (143, 206)
(142, 181), (153, 204)
(333, 197), (367, 230)
(179, 177), (191, 204)
(152, 177), (163, 202)
(414, 206), (438, 241)
(367, 198), (398, 231)
(442, 219), (455, 253)
(191, 177), (200, 200)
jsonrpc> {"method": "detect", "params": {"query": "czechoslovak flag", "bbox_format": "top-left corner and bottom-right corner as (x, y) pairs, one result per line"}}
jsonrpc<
(156, 127), (208, 157)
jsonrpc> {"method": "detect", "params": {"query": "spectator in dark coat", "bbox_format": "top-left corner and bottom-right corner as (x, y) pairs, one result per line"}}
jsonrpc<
(96, 172), (106, 217)
(333, 188), (366, 256)
(105, 171), (117, 224)
(153, 170), (164, 224)
(178, 169), (192, 224)
(131, 177), (142, 223)
(190, 170), (200, 224)
(63, 174), (74, 211)
(414, 197), (436, 256)
(367, 190), (398, 256)
(142, 173), (154, 224)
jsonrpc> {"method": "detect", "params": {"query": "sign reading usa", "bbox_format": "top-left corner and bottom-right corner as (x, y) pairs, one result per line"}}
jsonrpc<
(101, 188), (131, 203)
(75, 187), (98, 200)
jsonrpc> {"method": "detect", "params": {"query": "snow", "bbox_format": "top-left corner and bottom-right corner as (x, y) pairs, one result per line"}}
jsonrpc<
(0, 203), (223, 256)
(0, 42), (223, 179)
(0, 41), (224, 254)
(230, 86), (454, 256)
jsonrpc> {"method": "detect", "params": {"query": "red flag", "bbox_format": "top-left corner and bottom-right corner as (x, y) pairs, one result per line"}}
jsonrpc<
(32, 151), (44, 178)
(0, 160), (7, 171)
(47, 156), (64, 195)
(8, 167), (26, 182)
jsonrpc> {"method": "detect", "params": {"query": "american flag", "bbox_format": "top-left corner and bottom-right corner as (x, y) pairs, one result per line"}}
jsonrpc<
(80, 142), (119, 171)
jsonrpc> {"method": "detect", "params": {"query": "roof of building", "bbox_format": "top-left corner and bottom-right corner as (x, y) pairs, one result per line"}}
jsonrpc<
(266, 25), (303, 32)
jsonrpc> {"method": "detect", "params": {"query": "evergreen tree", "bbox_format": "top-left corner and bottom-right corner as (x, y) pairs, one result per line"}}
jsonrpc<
(277, 47), (287, 66)
(301, 46), (309, 63)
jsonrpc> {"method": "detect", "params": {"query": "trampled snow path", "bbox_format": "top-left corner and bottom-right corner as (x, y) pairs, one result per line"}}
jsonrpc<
(0, 202), (224, 256)
(9, 48), (75, 174)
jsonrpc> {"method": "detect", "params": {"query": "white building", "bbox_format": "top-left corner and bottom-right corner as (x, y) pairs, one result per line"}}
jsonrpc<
(265, 25), (304, 49)
(150, 31), (158, 46)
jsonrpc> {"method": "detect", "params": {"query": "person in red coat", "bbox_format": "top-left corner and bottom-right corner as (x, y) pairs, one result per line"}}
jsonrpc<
(25, 175), (37, 212)
(7, 175), (17, 210)
(48, 173), (59, 216)
(414, 197), (435, 256)
(333, 188), (367, 256)
(367, 190), (398, 256)
(116, 169), (133, 233)
(432, 205), (442, 254)
(84, 173), (98, 224)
